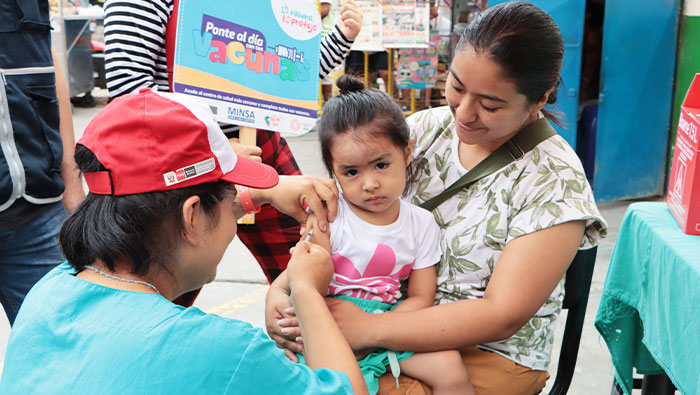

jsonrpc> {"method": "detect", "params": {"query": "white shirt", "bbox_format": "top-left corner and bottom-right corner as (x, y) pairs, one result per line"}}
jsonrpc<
(328, 194), (442, 304)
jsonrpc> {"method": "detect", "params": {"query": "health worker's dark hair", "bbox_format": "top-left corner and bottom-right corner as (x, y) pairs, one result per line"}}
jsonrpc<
(457, 1), (564, 124)
(319, 74), (411, 176)
(60, 145), (234, 275)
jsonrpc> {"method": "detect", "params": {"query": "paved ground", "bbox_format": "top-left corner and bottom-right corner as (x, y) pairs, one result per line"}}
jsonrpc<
(0, 90), (656, 393)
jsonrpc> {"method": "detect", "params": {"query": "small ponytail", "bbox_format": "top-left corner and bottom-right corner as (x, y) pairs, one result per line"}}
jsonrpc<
(336, 74), (365, 95)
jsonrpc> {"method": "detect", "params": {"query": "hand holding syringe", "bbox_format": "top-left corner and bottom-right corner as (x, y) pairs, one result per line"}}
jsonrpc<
(299, 213), (331, 254)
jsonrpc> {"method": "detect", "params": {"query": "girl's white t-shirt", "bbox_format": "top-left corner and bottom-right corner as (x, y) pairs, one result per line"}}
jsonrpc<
(328, 194), (442, 304)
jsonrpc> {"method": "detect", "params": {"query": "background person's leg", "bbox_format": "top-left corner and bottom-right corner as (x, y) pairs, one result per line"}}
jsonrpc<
(345, 50), (366, 78)
(0, 203), (66, 325)
(424, 88), (433, 109)
(321, 67), (334, 104)
(236, 130), (302, 283)
(374, 52), (396, 98)
(237, 205), (301, 283)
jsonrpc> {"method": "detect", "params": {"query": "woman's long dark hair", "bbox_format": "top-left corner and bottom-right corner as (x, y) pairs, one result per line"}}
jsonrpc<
(60, 145), (234, 275)
(457, 1), (564, 125)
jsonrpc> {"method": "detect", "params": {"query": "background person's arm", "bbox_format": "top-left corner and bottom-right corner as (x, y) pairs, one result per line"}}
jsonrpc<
(52, 47), (84, 213)
(320, 2), (331, 19)
(319, 0), (362, 78)
(326, 220), (586, 352)
(103, 0), (169, 98)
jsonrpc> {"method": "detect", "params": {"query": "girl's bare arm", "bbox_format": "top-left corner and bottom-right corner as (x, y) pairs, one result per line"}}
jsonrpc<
(390, 266), (437, 313)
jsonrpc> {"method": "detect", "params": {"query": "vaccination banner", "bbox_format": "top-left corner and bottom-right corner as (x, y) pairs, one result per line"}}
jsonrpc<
(172, 0), (321, 135)
(395, 32), (438, 88)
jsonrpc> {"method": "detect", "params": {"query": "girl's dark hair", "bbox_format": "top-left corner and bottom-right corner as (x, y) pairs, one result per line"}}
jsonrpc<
(319, 74), (410, 176)
(60, 145), (234, 275)
(457, 1), (564, 125)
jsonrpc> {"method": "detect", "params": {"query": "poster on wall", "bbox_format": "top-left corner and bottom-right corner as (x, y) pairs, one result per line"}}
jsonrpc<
(350, 0), (384, 52)
(413, 0), (430, 45)
(172, 0), (321, 135)
(382, 0), (430, 48)
(395, 32), (438, 88)
(382, 2), (415, 47)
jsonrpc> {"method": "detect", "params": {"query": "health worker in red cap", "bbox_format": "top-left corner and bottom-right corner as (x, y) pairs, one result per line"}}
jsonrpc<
(0, 89), (367, 395)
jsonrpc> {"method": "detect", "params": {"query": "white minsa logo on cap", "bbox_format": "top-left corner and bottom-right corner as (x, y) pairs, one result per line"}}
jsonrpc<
(163, 158), (216, 186)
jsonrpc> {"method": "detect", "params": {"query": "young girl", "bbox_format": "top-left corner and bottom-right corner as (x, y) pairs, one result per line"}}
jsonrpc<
(267, 75), (474, 395)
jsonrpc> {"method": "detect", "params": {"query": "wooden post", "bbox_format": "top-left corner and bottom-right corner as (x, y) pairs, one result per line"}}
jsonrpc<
(237, 127), (257, 225)
(410, 88), (416, 113)
(387, 48), (393, 98)
(364, 51), (370, 88)
(318, 80), (323, 115)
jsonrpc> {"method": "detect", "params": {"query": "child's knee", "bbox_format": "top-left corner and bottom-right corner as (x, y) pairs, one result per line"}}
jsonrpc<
(433, 351), (471, 387)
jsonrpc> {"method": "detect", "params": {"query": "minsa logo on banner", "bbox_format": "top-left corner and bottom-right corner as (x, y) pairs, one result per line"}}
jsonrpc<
(228, 107), (256, 124)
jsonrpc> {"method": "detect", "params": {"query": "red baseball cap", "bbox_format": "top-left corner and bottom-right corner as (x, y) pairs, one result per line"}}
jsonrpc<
(78, 89), (278, 195)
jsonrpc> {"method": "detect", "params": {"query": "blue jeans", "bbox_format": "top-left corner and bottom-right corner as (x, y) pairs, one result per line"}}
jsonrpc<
(0, 202), (66, 325)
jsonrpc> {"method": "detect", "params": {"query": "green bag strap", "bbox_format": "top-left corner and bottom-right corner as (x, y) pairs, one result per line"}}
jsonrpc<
(419, 118), (557, 212)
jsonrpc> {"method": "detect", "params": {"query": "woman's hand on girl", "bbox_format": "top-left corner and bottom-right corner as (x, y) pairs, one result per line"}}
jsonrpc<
(252, 175), (338, 232)
(325, 297), (376, 351)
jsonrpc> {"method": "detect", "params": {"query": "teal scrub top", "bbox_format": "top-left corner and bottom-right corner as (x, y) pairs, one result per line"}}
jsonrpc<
(0, 262), (352, 394)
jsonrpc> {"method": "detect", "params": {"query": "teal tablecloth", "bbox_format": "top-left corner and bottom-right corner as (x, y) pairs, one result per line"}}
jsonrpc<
(595, 202), (700, 395)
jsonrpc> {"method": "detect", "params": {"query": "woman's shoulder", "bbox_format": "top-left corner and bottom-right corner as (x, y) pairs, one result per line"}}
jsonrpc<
(407, 106), (453, 131)
(407, 105), (453, 123)
(505, 134), (607, 246)
(514, 133), (587, 180)
(469, 131), (591, 207)
(406, 106), (455, 148)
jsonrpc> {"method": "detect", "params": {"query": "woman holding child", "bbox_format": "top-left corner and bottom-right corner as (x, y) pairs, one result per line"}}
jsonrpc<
(267, 2), (607, 394)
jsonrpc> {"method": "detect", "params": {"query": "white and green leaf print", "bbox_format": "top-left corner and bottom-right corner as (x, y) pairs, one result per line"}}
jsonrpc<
(403, 107), (607, 371)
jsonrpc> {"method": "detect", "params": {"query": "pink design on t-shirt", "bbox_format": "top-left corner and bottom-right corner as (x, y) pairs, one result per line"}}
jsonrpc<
(329, 244), (414, 303)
